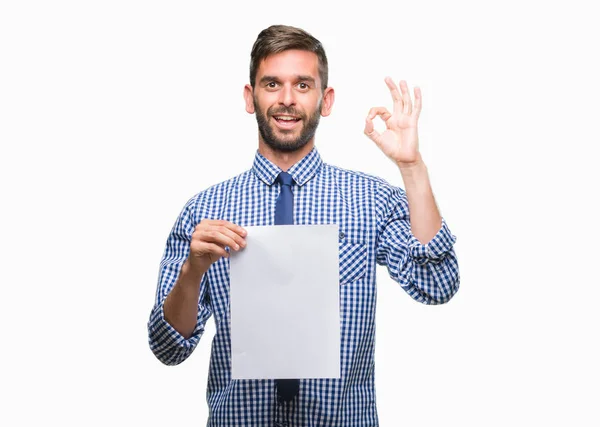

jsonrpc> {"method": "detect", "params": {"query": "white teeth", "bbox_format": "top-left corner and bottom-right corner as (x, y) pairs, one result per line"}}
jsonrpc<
(275, 116), (297, 121)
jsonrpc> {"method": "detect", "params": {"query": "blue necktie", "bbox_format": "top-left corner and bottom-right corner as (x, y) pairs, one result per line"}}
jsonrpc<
(275, 171), (294, 226)
(274, 171), (299, 403)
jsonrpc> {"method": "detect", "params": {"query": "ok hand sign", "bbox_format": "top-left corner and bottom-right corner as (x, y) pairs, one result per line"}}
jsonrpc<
(364, 78), (423, 168)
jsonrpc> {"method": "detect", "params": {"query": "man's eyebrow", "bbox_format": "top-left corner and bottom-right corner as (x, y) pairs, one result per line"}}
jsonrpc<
(296, 75), (316, 84)
(259, 75), (280, 84)
(259, 75), (316, 84)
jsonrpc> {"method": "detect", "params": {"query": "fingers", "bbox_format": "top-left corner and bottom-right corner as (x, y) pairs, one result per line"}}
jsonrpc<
(413, 86), (422, 119)
(367, 106), (392, 122)
(212, 221), (247, 249)
(194, 220), (247, 251)
(196, 228), (242, 251)
(399, 80), (412, 115)
(385, 76), (403, 113)
(385, 77), (421, 118)
(192, 241), (230, 259)
(364, 106), (392, 145)
(365, 107), (391, 146)
(187, 219), (248, 270)
(364, 117), (381, 146)
(206, 219), (247, 239)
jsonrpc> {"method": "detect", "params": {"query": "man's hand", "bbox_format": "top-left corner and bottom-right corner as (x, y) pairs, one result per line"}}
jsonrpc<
(364, 77), (422, 168)
(164, 219), (246, 339)
(187, 219), (247, 273)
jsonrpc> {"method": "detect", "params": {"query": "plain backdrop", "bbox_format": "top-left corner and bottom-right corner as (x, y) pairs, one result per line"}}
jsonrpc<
(1, 1), (599, 426)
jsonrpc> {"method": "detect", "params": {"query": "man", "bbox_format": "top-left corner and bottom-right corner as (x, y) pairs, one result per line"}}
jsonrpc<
(148, 24), (460, 426)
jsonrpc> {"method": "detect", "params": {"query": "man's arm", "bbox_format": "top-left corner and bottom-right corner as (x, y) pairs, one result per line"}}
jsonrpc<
(163, 218), (246, 339)
(163, 259), (207, 339)
(397, 155), (441, 245)
(147, 200), (210, 366)
(365, 78), (459, 303)
(375, 178), (459, 305)
(147, 197), (246, 365)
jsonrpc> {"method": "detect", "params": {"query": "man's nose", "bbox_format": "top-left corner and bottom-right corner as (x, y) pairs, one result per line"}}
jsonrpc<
(278, 84), (295, 107)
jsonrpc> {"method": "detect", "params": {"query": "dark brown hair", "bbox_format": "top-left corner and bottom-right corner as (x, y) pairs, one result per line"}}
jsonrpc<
(249, 25), (329, 91)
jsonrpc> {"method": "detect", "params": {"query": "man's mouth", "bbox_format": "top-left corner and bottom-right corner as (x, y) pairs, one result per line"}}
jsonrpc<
(272, 115), (301, 129)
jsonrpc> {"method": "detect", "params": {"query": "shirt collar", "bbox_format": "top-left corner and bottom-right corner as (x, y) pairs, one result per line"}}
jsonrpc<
(252, 147), (323, 186)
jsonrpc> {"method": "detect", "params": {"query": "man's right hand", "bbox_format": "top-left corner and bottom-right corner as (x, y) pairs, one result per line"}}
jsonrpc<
(187, 219), (247, 273)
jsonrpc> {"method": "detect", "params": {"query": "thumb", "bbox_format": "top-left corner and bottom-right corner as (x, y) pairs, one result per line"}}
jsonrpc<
(364, 117), (382, 147)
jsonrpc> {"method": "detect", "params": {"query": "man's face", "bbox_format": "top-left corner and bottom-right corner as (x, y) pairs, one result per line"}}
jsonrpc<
(248, 50), (327, 153)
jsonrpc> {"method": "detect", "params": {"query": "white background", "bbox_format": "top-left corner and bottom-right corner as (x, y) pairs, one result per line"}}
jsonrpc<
(1, 1), (599, 426)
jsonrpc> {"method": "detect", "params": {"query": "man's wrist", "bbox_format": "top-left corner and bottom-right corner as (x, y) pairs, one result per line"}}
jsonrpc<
(396, 153), (424, 172)
(397, 156), (428, 185)
(180, 258), (208, 285)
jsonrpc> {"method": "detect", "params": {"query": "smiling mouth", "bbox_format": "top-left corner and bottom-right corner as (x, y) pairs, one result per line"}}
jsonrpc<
(272, 115), (301, 129)
(274, 115), (301, 122)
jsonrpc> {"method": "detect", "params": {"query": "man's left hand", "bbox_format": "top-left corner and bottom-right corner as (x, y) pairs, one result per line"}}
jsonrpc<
(364, 78), (422, 168)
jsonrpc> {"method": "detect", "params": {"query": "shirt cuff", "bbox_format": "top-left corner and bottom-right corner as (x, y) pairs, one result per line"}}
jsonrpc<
(148, 299), (202, 353)
(407, 218), (457, 265)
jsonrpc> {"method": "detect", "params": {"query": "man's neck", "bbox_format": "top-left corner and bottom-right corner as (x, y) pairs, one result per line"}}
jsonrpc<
(258, 139), (315, 172)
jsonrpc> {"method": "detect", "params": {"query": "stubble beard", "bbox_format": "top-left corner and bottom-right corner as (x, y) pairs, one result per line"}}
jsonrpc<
(254, 96), (322, 153)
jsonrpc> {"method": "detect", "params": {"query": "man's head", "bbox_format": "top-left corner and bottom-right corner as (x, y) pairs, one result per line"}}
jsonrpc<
(244, 25), (334, 153)
(249, 25), (329, 91)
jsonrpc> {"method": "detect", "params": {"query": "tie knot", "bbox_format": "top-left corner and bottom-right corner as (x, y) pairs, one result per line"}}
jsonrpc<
(276, 171), (294, 187)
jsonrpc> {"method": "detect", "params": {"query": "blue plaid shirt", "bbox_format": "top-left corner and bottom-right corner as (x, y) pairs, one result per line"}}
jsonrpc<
(148, 148), (460, 426)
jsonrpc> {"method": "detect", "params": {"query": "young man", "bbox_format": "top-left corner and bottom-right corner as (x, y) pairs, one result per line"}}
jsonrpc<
(148, 24), (460, 427)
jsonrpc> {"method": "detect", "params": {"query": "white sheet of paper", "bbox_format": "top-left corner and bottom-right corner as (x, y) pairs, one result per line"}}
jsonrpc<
(230, 224), (340, 380)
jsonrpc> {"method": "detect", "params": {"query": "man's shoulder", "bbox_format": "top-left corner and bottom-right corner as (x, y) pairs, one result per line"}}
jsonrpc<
(322, 162), (391, 188)
(201, 169), (253, 193)
(322, 162), (405, 202)
(183, 169), (253, 209)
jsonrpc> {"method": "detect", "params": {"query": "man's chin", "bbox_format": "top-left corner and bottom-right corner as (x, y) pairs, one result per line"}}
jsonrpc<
(263, 137), (310, 153)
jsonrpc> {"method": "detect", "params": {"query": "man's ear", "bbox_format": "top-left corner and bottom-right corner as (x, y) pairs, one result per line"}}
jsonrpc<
(244, 84), (255, 114)
(320, 86), (335, 117)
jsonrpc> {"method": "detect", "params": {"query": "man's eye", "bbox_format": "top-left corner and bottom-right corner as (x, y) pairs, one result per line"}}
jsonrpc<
(298, 82), (309, 89)
(267, 82), (278, 88)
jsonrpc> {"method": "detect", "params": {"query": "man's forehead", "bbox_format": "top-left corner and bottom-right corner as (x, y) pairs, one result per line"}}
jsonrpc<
(257, 50), (319, 78)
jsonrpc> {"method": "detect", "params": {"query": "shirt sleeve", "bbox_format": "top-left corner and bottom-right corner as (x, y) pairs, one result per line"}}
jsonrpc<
(375, 182), (460, 304)
(147, 198), (213, 365)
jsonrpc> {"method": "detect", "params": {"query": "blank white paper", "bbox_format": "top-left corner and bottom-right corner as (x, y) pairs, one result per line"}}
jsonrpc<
(230, 224), (340, 380)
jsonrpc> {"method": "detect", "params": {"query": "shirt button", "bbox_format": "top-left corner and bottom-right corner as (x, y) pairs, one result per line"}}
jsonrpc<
(339, 231), (345, 239)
